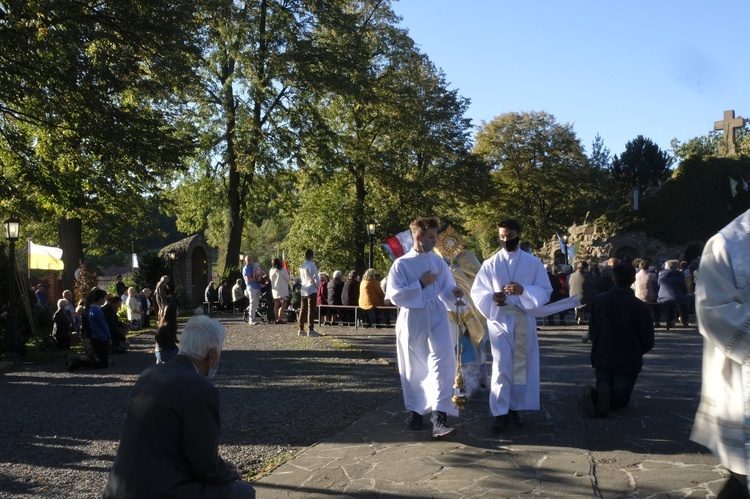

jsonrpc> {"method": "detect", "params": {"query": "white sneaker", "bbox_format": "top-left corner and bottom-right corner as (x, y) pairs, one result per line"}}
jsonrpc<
(249, 321), (261, 326)
(297, 329), (305, 336)
(307, 329), (320, 337)
(432, 421), (456, 439)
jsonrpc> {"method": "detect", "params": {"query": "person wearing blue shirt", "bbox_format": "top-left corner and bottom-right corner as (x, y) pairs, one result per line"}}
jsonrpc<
(66, 288), (111, 371)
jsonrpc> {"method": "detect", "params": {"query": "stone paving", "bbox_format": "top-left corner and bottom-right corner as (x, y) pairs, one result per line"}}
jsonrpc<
(255, 323), (726, 498)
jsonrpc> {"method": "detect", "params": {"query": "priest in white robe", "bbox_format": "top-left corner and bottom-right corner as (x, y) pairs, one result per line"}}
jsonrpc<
(471, 219), (552, 431)
(691, 208), (750, 498)
(387, 217), (464, 439)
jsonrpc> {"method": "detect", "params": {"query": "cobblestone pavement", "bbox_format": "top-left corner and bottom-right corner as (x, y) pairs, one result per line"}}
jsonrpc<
(255, 323), (726, 498)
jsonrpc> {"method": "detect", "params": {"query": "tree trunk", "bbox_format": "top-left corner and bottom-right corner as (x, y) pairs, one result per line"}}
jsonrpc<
(354, 168), (367, 273)
(58, 217), (83, 295)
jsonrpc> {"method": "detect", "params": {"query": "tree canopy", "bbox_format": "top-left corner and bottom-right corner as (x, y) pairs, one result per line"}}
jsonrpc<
(611, 135), (673, 197)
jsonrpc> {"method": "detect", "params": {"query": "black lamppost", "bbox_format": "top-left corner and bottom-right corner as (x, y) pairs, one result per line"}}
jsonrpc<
(4, 217), (20, 361)
(562, 234), (569, 265)
(366, 221), (376, 269)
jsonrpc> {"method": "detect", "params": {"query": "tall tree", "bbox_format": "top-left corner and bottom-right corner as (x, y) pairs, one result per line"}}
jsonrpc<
(589, 133), (612, 170)
(469, 111), (601, 254)
(0, 0), (200, 290)
(168, 0), (316, 274)
(282, 0), (487, 272)
(611, 135), (673, 197)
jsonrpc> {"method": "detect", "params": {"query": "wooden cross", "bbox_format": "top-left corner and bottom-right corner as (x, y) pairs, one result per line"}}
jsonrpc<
(714, 109), (745, 156)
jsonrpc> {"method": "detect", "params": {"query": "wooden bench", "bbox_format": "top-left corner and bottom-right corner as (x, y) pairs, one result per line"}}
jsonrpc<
(318, 304), (398, 329)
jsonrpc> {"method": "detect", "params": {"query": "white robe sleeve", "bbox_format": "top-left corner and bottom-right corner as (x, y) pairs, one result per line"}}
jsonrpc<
(471, 259), (499, 321)
(517, 254), (553, 310)
(387, 260), (426, 309)
(696, 234), (750, 364)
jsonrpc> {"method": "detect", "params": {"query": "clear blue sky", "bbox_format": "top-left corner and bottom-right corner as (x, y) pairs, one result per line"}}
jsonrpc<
(391, 1), (749, 157)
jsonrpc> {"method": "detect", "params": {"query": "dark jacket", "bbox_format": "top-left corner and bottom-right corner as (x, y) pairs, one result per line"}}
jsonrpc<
(341, 279), (359, 306)
(589, 285), (655, 376)
(103, 356), (239, 498)
(328, 277), (344, 305)
(102, 303), (126, 342)
(657, 269), (689, 305)
(547, 272), (564, 302)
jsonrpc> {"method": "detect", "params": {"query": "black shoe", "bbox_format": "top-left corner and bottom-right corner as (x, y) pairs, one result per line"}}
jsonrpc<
(66, 358), (80, 372)
(409, 411), (423, 430)
(508, 410), (524, 427)
(581, 385), (596, 418)
(493, 414), (509, 432)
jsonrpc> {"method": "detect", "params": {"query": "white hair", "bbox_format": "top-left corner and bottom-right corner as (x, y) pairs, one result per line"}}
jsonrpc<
(333, 270), (343, 279)
(178, 315), (227, 359)
(57, 299), (69, 309)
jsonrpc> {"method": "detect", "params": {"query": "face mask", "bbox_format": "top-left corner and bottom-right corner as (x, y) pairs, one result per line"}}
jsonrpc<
(501, 236), (520, 252)
(208, 361), (220, 378)
(419, 240), (436, 253)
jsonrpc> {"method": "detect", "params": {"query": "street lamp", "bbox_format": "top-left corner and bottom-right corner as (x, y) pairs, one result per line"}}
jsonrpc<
(366, 220), (376, 269)
(4, 217), (20, 361)
(239, 252), (245, 266)
(562, 235), (569, 266)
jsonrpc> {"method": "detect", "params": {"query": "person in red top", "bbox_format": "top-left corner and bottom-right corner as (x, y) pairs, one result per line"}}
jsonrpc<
(317, 272), (332, 325)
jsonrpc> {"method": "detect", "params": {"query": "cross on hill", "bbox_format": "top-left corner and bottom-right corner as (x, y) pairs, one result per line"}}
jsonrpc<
(714, 109), (745, 156)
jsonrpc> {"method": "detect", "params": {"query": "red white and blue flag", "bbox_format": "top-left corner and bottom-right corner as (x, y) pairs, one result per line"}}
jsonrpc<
(381, 229), (414, 261)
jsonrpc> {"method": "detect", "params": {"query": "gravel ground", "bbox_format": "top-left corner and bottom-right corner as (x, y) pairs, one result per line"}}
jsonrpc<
(0, 315), (401, 498)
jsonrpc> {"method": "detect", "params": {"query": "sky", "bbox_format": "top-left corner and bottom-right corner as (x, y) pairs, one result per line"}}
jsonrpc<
(390, 1), (750, 157)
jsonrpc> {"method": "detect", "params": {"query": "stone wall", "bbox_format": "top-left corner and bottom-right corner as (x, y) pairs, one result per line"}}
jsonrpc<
(538, 223), (705, 267)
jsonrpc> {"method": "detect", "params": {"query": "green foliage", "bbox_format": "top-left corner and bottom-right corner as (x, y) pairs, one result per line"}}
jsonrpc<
(611, 135), (674, 197)
(133, 253), (170, 292)
(74, 265), (99, 305)
(469, 111), (607, 255)
(639, 156), (750, 243)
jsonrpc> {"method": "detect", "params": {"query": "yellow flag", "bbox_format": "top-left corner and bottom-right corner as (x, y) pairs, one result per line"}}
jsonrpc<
(28, 241), (64, 270)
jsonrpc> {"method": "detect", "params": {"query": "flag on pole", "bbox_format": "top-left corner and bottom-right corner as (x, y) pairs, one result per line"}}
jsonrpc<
(281, 249), (289, 272)
(730, 177), (739, 197)
(382, 229), (414, 261)
(741, 176), (749, 192)
(28, 241), (64, 270)
(132, 253), (139, 269)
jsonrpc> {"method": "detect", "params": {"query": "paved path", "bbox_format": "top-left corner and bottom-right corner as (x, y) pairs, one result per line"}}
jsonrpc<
(255, 323), (725, 498)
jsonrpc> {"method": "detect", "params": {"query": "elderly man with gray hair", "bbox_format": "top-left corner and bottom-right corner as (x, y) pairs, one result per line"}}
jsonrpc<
(103, 315), (255, 498)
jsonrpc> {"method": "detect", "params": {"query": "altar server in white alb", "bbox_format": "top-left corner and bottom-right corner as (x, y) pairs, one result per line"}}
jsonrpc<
(691, 208), (750, 499)
(387, 217), (464, 439)
(471, 219), (551, 432)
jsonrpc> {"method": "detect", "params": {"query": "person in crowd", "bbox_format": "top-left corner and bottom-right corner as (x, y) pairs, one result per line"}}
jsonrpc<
(593, 264), (614, 296)
(154, 275), (171, 320)
(543, 264), (564, 326)
(243, 255), (264, 326)
(657, 259), (690, 328)
(125, 287), (143, 331)
(317, 272), (332, 325)
(218, 279), (232, 311)
(66, 288), (110, 371)
(379, 272), (393, 326)
(103, 315), (255, 499)
(115, 275), (127, 299)
(290, 277), (302, 311)
(691, 208), (750, 499)
(387, 216), (463, 439)
(581, 263), (654, 418)
(471, 218), (551, 432)
(327, 270), (344, 326)
(103, 296), (129, 353)
(359, 268), (385, 327)
(556, 265), (571, 325)
(569, 261), (595, 326)
(139, 288), (153, 329)
(231, 278), (247, 313)
(53, 299), (72, 350)
(62, 290), (78, 332)
(205, 281), (219, 306)
(35, 283), (49, 307)
(269, 258), (290, 324)
(154, 304), (179, 364)
(298, 249), (320, 337)
(341, 270), (360, 326)
(634, 260), (660, 327)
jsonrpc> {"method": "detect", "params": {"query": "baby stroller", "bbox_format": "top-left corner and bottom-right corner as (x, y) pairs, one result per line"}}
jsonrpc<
(242, 288), (271, 324)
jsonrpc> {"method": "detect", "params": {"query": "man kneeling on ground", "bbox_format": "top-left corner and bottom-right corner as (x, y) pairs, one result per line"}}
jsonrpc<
(103, 315), (255, 498)
(581, 263), (654, 418)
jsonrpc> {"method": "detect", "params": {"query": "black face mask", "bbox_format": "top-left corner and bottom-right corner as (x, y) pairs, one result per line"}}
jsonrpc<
(501, 236), (520, 252)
